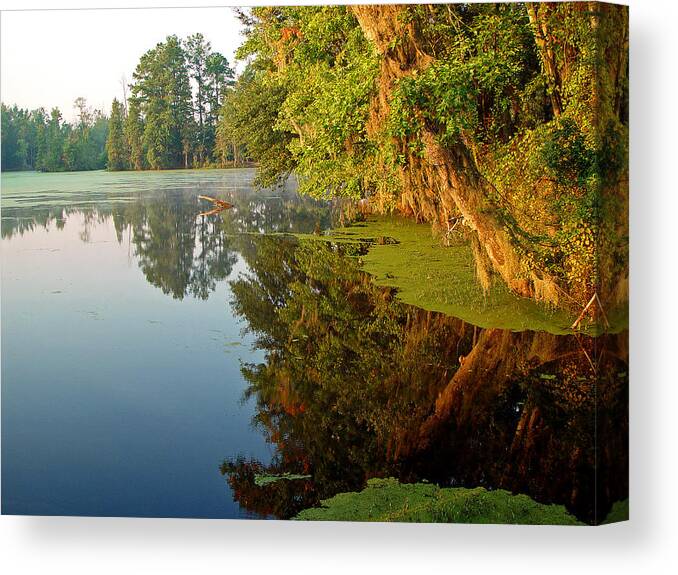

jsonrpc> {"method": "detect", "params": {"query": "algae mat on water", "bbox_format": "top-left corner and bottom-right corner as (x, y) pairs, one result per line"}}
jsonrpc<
(294, 478), (583, 525)
(322, 217), (574, 334)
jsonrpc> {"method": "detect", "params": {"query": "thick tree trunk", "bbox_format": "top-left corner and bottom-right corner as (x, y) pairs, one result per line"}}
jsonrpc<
(352, 4), (555, 300)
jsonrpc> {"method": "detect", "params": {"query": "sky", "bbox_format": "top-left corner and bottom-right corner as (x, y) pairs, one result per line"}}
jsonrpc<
(0, 6), (247, 122)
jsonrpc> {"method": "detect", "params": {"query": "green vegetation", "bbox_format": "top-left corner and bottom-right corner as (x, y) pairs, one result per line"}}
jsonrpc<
(602, 499), (629, 524)
(254, 473), (312, 487)
(1, 99), (108, 172)
(294, 478), (583, 524)
(313, 216), (575, 334)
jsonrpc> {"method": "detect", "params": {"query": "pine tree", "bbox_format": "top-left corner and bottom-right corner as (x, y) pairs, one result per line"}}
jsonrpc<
(185, 33), (210, 166)
(45, 108), (64, 171)
(131, 35), (195, 169)
(124, 99), (145, 170)
(107, 98), (128, 170)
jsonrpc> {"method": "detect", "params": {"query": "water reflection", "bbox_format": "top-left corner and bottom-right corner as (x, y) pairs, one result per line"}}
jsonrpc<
(1, 172), (627, 523)
(225, 236), (628, 524)
(2, 173), (333, 301)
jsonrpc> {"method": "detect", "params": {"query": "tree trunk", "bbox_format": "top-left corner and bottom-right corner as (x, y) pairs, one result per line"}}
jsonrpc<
(526, 3), (563, 118)
(352, 4), (554, 300)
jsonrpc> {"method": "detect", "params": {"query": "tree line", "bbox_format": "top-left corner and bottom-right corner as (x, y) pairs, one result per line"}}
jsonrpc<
(2, 33), (241, 172)
(1, 98), (108, 172)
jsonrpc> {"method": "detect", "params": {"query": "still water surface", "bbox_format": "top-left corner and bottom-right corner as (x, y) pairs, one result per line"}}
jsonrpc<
(1, 169), (627, 522)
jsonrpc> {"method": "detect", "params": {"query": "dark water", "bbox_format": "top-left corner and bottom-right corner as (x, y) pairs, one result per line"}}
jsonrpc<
(0, 169), (628, 523)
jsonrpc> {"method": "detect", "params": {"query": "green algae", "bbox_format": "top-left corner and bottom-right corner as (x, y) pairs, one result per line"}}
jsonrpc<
(308, 216), (573, 334)
(601, 499), (629, 524)
(254, 473), (312, 487)
(301, 216), (628, 335)
(294, 478), (583, 525)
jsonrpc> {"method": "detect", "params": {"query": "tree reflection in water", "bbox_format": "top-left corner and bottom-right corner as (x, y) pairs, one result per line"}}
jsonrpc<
(226, 236), (628, 524)
(0, 181), (627, 523)
(1, 180), (332, 301)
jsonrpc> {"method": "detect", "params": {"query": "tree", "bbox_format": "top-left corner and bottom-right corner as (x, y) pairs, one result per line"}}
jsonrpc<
(185, 33), (211, 165)
(216, 65), (293, 178)
(1, 104), (23, 170)
(44, 108), (64, 171)
(206, 51), (235, 161)
(227, 4), (628, 312)
(124, 98), (145, 170)
(107, 98), (128, 170)
(130, 35), (195, 169)
(184, 34), (235, 165)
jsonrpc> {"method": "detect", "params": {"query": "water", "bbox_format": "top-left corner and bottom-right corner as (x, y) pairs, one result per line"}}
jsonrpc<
(0, 169), (628, 523)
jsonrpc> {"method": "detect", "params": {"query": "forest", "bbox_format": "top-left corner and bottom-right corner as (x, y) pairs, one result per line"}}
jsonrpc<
(1, 33), (236, 172)
(1, 99), (108, 172)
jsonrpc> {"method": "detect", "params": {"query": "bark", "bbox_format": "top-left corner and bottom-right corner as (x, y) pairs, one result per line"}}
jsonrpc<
(526, 2), (563, 118)
(352, 4), (556, 300)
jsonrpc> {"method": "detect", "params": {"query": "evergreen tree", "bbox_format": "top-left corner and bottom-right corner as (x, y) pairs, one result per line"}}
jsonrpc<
(45, 108), (64, 171)
(185, 33), (211, 165)
(1, 104), (23, 170)
(107, 98), (128, 170)
(124, 99), (145, 170)
(131, 35), (195, 169)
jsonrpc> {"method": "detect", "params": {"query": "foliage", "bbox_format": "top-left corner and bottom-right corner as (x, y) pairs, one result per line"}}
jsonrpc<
(217, 67), (293, 182)
(391, 3), (536, 148)
(1, 100), (108, 172)
(106, 99), (128, 171)
(218, 6), (383, 197)
(294, 478), (583, 524)
(227, 3), (628, 311)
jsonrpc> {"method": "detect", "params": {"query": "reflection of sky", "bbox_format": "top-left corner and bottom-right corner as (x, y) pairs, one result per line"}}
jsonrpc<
(1, 176), (283, 518)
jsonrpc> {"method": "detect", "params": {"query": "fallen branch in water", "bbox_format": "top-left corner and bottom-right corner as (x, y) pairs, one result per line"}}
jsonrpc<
(198, 195), (234, 209)
(198, 206), (226, 217)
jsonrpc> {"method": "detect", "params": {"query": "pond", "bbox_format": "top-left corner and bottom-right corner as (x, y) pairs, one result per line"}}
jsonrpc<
(0, 169), (628, 523)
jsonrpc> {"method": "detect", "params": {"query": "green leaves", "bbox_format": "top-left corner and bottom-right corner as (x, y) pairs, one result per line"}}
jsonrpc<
(221, 6), (381, 199)
(106, 99), (127, 171)
(1, 101), (108, 173)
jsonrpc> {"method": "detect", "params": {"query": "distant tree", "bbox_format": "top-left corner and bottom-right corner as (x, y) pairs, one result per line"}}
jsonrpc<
(206, 52), (235, 163)
(206, 52), (235, 126)
(44, 108), (64, 171)
(1, 104), (23, 170)
(107, 98), (128, 170)
(124, 99), (145, 170)
(60, 98), (108, 171)
(216, 66), (292, 179)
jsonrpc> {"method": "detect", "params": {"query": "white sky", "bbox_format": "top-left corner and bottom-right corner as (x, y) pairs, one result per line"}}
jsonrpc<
(0, 6), (246, 122)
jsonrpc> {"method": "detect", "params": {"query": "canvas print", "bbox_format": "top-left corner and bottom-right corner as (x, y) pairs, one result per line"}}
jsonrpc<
(0, 2), (628, 525)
